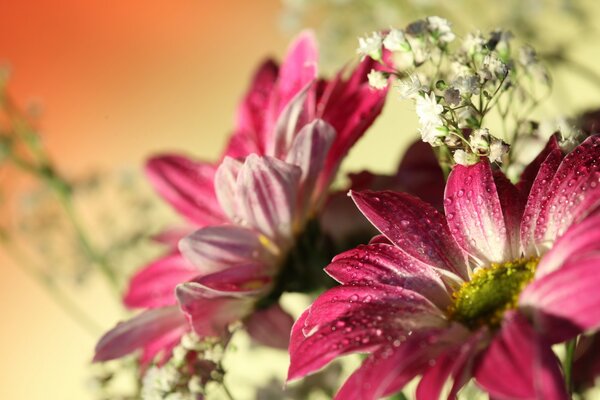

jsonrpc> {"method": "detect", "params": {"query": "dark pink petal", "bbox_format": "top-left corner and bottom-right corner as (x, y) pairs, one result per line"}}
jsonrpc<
(325, 243), (452, 309)
(124, 252), (198, 309)
(140, 323), (184, 367)
(335, 325), (470, 400)
(474, 311), (568, 400)
(236, 155), (301, 241)
(151, 226), (192, 247)
(493, 171), (526, 258)
(317, 56), (388, 191)
(536, 214), (600, 278)
(226, 59), (279, 158)
(287, 285), (446, 381)
(214, 156), (243, 220)
(94, 306), (187, 362)
(285, 119), (336, 213)
(517, 134), (561, 197)
(445, 160), (512, 264)
(146, 155), (226, 226)
(526, 136), (600, 254)
(245, 303), (295, 349)
(351, 190), (468, 280)
(179, 225), (272, 275)
(520, 256), (600, 343)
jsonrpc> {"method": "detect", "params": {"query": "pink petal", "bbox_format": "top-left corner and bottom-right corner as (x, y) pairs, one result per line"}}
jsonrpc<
(517, 135), (561, 197)
(351, 190), (468, 280)
(214, 156), (243, 220)
(236, 155), (301, 241)
(317, 56), (388, 190)
(151, 226), (192, 247)
(287, 285), (446, 381)
(445, 160), (511, 264)
(536, 214), (600, 278)
(526, 136), (600, 254)
(179, 225), (272, 275)
(225, 59), (279, 158)
(124, 252), (198, 309)
(474, 311), (568, 400)
(325, 243), (452, 309)
(335, 325), (470, 400)
(493, 171), (526, 259)
(94, 306), (187, 362)
(146, 155), (226, 226)
(285, 119), (336, 213)
(245, 303), (295, 349)
(520, 256), (600, 343)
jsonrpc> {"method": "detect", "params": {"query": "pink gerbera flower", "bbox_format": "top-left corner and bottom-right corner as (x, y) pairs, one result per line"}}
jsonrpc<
(94, 31), (388, 364)
(288, 135), (600, 399)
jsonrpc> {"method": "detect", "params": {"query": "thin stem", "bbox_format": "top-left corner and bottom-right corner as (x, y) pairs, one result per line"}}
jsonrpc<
(221, 381), (236, 400)
(564, 338), (577, 395)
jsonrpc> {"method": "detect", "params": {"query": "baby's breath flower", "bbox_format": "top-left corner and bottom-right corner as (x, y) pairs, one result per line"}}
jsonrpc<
(489, 139), (509, 163)
(470, 128), (491, 154)
(444, 88), (460, 105)
(462, 31), (485, 55)
(367, 69), (388, 90)
(453, 75), (479, 96)
(416, 92), (443, 126)
(357, 32), (383, 60)
(482, 53), (508, 79)
(453, 149), (479, 166)
(419, 122), (446, 144)
(383, 29), (409, 51)
(397, 74), (422, 99)
(426, 16), (455, 43)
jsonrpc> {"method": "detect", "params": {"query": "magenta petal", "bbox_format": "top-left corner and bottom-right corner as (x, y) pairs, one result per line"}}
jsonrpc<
(520, 256), (600, 343)
(536, 214), (600, 278)
(325, 243), (452, 309)
(445, 160), (513, 264)
(151, 226), (192, 247)
(287, 285), (446, 381)
(214, 156), (243, 220)
(94, 306), (187, 362)
(474, 311), (568, 400)
(285, 119), (336, 212)
(335, 325), (469, 400)
(226, 59), (279, 158)
(517, 135), (561, 197)
(245, 303), (295, 349)
(179, 225), (271, 275)
(124, 252), (197, 309)
(525, 136), (600, 254)
(236, 155), (301, 241)
(493, 172), (526, 258)
(351, 190), (468, 280)
(146, 155), (226, 226)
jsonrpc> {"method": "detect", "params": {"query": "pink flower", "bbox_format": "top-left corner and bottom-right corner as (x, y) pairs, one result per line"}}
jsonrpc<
(288, 135), (600, 400)
(94, 31), (388, 364)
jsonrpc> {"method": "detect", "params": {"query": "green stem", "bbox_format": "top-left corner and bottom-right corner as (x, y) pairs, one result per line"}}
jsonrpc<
(222, 381), (236, 400)
(564, 338), (577, 395)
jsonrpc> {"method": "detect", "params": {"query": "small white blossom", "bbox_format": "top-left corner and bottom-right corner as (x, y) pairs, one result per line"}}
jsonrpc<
(453, 75), (479, 95)
(416, 92), (444, 126)
(483, 53), (508, 78)
(426, 16), (455, 43)
(489, 139), (509, 163)
(453, 149), (479, 166)
(142, 366), (180, 400)
(357, 32), (383, 60)
(462, 31), (485, 55)
(383, 29), (409, 51)
(367, 69), (388, 90)
(470, 128), (491, 153)
(419, 122), (446, 144)
(444, 88), (460, 105)
(397, 74), (422, 99)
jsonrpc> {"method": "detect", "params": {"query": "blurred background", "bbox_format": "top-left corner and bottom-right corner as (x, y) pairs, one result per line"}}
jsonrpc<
(2, 0), (600, 398)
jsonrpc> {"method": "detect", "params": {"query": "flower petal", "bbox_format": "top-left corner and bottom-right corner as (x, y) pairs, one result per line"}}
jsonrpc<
(335, 325), (469, 400)
(493, 171), (526, 259)
(285, 119), (336, 213)
(236, 155), (301, 241)
(124, 252), (197, 309)
(325, 243), (452, 309)
(214, 156), (243, 220)
(287, 285), (446, 381)
(517, 135), (561, 197)
(179, 225), (271, 275)
(525, 136), (600, 254)
(146, 155), (225, 226)
(245, 303), (295, 349)
(474, 311), (568, 400)
(351, 190), (468, 280)
(444, 160), (511, 264)
(520, 256), (600, 343)
(94, 306), (187, 362)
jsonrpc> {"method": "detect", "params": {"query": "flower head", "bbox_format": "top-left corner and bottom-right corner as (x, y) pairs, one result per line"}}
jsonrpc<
(288, 135), (600, 399)
(357, 32), (383, 61)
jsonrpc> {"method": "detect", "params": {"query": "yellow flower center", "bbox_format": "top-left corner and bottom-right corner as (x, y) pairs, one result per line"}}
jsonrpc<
(448, 257), (539, 329)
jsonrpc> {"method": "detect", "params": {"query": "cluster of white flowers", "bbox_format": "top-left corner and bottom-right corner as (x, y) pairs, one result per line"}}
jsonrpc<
(358, 17), (550, 168)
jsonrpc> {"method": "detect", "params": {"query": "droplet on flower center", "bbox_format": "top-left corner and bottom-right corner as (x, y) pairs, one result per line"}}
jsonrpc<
(448, 258), (539, 329)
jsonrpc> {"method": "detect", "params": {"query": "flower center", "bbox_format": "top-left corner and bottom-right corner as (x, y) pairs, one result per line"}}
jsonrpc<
(448, 258), (539, 329)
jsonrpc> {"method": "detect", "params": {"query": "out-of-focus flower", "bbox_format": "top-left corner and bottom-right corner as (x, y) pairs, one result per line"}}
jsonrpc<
(357, 32), (383, 61)
(425, 16), (455, 43)
(415, 92), (443, 128)
(383, 29), (409, 52)
(289, 135), (600, 399)
(397, 74), (422, 100)
(367, 70), (388, 90)
(95, 30), (388, 365)
(453, 149), (478, 166)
